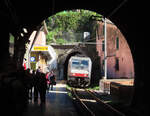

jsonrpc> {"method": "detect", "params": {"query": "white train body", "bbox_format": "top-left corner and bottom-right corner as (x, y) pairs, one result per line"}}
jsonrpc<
(67, 56), (92, 87)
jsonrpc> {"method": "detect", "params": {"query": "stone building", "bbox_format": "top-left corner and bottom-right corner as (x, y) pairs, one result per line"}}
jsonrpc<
(96, 20), (134, 78)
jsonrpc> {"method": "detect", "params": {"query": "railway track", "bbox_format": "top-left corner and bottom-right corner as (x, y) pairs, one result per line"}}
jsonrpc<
(71, 88), (126, 116)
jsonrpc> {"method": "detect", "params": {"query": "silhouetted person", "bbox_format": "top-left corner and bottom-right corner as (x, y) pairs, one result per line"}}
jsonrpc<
(49, 70), (56, 90)
(33, 70), (39, 102)
(38, 73), (47, 103)
(24, 68), (33, 101)
(36, 66), (42, 73)
(16, 66), (29, 107)
(46, 72), (50, 90)
(0, 66), (27, 116)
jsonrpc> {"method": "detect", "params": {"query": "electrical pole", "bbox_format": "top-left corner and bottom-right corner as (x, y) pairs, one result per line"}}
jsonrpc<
(104, 18), (107, 79)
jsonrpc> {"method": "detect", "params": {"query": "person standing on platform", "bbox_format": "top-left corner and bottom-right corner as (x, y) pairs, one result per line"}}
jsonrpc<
(33, 70), (39, 102)
(23, 58), (27, 70)
(49, 70), (56, 90)
(23, 68), (33, 101)
(38, 73), (47, 103)
(36, 66), (42, 73)
(46, 72), (50, 90)
(35, 67), (47, 103)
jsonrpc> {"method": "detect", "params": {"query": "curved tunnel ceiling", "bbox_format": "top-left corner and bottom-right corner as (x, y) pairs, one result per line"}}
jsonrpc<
(2, 0), (141, 60)
(1, 0), (134, 36)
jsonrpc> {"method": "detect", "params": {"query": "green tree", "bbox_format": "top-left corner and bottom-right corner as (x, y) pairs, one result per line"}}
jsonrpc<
(46, 10), (102, 44)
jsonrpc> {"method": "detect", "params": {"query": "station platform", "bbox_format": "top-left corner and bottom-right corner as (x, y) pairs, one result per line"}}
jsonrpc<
(99, 79), (134, 93)
(23, 80), (78, 116)
(99, 79), (134, 103)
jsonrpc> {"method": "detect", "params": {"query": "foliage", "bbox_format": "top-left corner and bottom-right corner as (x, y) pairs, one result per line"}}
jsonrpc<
(46, 10), (102, 45)
(56, 38), (68, 45)
(9, 34), (14, 43)
(88, 86), (100, 90)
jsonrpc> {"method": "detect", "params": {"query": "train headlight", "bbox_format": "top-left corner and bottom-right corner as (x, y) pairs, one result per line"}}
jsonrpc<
(71, 73), (75, 76)
(84, 74), (88, 77)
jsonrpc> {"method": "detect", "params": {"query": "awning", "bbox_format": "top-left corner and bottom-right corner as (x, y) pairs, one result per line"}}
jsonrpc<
(31, 45), (57, 71)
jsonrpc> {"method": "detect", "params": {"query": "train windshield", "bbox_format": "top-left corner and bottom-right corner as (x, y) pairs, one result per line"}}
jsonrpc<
(71, 59), (89, 70)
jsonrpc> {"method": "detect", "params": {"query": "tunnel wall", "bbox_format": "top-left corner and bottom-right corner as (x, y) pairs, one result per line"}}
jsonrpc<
(0, 11), (11, 72)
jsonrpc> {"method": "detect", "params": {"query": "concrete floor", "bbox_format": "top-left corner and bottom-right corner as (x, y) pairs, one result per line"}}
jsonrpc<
(23, 81), (79, 116)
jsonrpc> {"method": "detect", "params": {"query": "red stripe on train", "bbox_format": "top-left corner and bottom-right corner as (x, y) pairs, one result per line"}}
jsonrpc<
(72, 73), (88, 77)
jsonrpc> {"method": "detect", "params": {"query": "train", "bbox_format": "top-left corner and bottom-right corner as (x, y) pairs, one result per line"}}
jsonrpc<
(67, 56), (92, 87)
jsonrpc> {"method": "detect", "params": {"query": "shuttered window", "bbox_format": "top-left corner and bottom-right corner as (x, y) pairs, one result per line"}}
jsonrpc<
(115, 58), (119, 71)
(102, 40), (105, 51)
(103, 25), (105, 35)
(116, 37), (119, 50)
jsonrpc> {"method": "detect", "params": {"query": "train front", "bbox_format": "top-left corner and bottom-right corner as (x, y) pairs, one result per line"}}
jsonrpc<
(67, 56), (92, 87)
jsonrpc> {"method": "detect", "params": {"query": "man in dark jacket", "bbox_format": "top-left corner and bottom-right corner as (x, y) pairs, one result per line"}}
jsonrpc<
(38, 73), (47, 103)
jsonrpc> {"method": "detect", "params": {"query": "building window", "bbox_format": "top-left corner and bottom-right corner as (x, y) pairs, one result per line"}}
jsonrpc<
(115, 58), (119, 71)
(116, 37), (119, 50)
(103, 25), (105, 35)
(102, 40), (105, 51)
(102, 59), (105, 75)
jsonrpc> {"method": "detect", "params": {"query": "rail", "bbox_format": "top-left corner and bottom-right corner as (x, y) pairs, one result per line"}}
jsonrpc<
(85, 89), (126, 116)
(71, 87), (126, 116)
(71, 88), (95, 116)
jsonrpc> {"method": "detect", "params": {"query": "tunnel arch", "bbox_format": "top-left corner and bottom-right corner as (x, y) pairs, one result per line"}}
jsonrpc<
(0, 0), (146, 115)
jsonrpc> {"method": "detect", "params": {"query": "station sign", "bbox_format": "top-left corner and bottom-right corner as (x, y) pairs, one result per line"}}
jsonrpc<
(30, 56), (36, 62)
(32, 46), (48, 51)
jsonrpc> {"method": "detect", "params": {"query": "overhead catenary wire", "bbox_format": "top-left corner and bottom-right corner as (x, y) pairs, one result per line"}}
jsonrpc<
(107, 0), (128, 18)
(52, 0), (55, 15)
